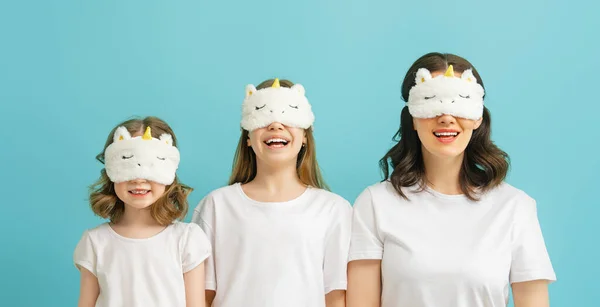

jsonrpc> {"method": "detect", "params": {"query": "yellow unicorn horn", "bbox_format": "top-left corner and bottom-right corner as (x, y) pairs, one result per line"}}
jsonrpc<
(444, 65), (455, 77)
(272, 78), (281, 88)
(142, 127), (152, 140)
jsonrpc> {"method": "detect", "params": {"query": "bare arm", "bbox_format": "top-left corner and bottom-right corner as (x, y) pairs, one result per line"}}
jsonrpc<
(184, 264), (206, 307)
(77, 267), (99, 307)
(205, 290), (215, 306)
(512, 280), (550, 307)
(325, 290), (346, 307)
(346, 260), (381, 307)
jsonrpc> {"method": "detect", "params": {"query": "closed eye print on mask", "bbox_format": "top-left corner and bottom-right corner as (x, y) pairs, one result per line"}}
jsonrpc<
(104, 126), (181, 186)
(406, 66), (485, 120)
(241, 81), (315, 131)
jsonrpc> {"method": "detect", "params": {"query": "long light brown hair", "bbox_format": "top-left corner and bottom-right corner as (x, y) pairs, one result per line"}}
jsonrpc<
(228, 79), (329, 190)
(89, 116), (193, 225)
(380, 52), (510, 201)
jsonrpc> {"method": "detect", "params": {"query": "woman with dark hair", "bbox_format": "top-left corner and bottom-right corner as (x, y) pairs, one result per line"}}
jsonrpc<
(346, 53), (556, 307)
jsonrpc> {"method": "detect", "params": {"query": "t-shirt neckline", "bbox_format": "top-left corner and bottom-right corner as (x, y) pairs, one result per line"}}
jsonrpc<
(424, 185), (469, 200)
(235, 182), (312, 206)
(105, 222), (173, 242)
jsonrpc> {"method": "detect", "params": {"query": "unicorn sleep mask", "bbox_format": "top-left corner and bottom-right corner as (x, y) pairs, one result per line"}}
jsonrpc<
(103, 126), (180, 185)
(241, 78), (315, 131)
(407, 65), (485, 120)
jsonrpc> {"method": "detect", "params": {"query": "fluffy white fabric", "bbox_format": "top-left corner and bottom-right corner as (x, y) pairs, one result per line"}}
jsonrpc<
(407, 68), (485, 120)
(241, 83), (314, 131)
(104, 127), (180, 185)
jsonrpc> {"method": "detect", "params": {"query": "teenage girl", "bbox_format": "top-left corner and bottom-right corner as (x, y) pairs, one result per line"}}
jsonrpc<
(192, 79), (352, 307)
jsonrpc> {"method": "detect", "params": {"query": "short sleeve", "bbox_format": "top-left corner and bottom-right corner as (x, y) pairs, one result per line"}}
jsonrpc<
(323, 199), (353, 294)
(509, 195), (557, 284)
(191, 195), (217, 290)
(181, 223), (212, 273)
(73, 230), (97, 276)
(348, 187), (384, 261)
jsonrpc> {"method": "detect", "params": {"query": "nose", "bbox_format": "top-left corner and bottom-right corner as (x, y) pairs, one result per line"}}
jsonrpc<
(437, 114), (456, 125)
(131, 178), (147, 183)
(267, 122), (285, 131)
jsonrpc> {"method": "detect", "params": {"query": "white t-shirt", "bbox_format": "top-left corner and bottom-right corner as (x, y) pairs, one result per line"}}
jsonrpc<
(73, 221), (211, 307)
(191, 183), (352, 307)
(349, 181), (556, 307)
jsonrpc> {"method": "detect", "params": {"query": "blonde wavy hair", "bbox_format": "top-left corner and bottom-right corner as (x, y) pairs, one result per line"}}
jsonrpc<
(89, 116), (192, 225)
(228, 79), (329, 190)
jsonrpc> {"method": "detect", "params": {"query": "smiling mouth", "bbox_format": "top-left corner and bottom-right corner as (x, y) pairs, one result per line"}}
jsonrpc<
(264, 138), (290, 148)
(129, 189), (150, 196)
(433, 131), (460, 142)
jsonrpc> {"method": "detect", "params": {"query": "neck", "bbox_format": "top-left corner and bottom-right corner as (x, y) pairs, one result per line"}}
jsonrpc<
(422, 148), (463, 195)
(252, 159), (304, 193)
(119, 205), (160, 227)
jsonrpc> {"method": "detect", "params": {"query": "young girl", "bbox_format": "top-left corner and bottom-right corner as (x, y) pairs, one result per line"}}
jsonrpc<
(192, 79), (352, 307)
(74, 116), (211, 307)
(346, 53), (556, 307)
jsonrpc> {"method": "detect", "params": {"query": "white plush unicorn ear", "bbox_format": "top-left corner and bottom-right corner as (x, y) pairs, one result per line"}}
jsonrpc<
(159, 133), (174, 146)
(415, 68), (432, 84)
(245, 84), (257, 98)
(291, 84), (305, 96)
(461, 69), (477, 83)
(113, 126), (132, 142)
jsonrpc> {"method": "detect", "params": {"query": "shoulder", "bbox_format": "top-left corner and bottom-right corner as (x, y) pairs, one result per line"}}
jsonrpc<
(309, 188), (352, 211)
(205, 183), (240, 198)
(171, 220), (204, 233)
(74, 223), (113, 254)
(484, 182), (538, 218)
(310, 187), (349, 204)
(170, 221), (208, 241)
(364, 180), (399, 195)
(193, 184), (240, 213)
(84, 222), (110, 234)
(355, 180), (412, 205)
(81, 223), (112, 242)
(170, 222), (212, 257)
(486, 182), (535, 205)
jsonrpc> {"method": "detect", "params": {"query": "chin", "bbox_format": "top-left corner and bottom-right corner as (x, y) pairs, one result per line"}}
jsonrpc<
(434, 145), (468, 158)
(261, 153), (298, 164)
(424, 142), (467, 159)
(125, 200), (155, 210)
(259, 147), (301, 159)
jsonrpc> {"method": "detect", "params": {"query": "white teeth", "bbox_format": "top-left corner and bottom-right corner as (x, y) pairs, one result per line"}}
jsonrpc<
(130, 190), (149, 194)
(434, 132), (458, 137)
(266, 138), (289, 144)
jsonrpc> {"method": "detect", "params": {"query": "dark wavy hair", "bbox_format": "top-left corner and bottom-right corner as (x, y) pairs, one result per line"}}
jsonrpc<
(380, 52), (510, 201)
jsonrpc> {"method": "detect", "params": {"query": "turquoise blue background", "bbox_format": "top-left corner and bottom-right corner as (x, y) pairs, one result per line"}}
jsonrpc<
(1, 0), (597, 305)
